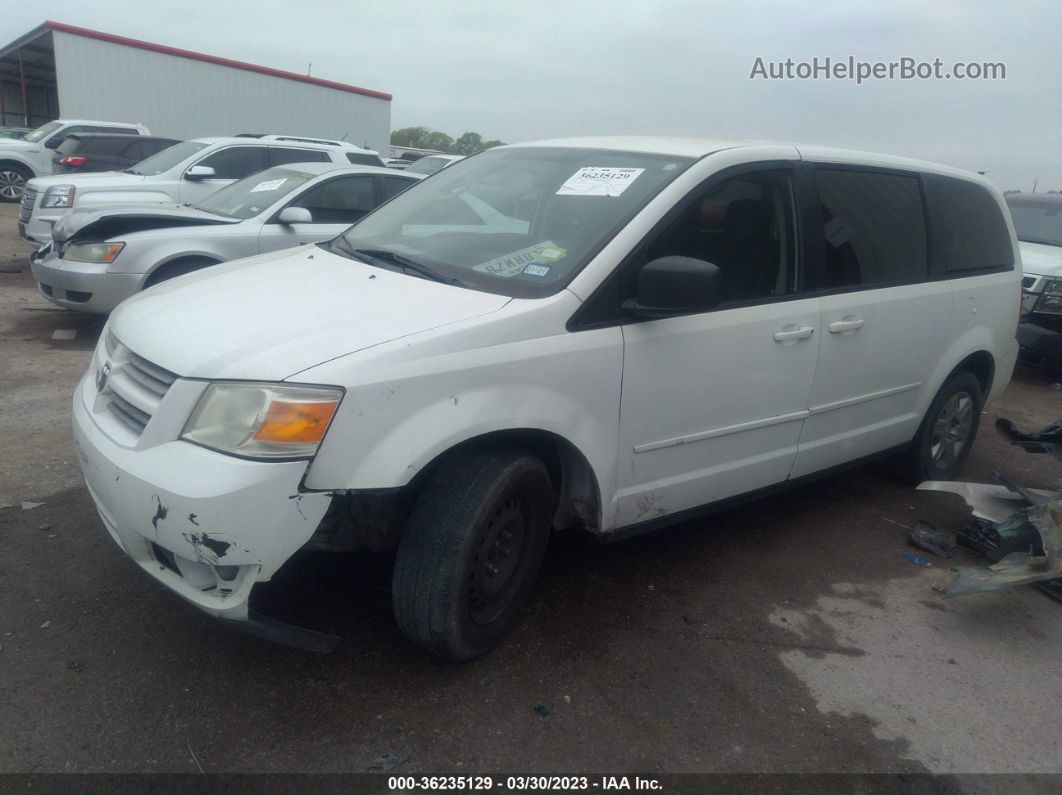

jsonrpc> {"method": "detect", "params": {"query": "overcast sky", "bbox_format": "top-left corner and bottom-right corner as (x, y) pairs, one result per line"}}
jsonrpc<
(4, 0), (1060, 189)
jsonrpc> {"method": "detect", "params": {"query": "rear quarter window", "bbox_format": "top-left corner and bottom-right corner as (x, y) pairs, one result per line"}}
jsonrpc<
(924, 175), (1014, 274)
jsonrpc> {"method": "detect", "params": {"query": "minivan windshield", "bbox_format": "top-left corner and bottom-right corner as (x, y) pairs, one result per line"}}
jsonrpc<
(196, 167), (315, 219)
(127, 140), (209, 176)
(1007, 198), (1062, 247)
(23, 121), (63, 143)
(333, 147), (694, 297)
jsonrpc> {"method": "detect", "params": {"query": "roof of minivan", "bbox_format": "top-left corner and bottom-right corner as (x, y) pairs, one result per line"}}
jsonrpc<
(504, 136), (991, 184)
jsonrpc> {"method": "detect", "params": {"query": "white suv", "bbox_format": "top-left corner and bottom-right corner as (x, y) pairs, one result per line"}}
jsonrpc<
(0, 118), (150, 202)
(19, 135), (382, 245)
(73, 137), (1020, 659)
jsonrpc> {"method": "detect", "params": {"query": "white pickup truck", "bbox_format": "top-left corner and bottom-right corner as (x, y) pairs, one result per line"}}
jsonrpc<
(0, 119), (150, 202)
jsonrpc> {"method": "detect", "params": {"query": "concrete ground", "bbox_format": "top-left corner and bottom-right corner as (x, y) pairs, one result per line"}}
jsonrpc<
(1, 202), (1060, 781)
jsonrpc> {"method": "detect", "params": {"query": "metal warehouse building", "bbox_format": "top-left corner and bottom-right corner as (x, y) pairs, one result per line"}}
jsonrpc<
(0, 21), (392, 153)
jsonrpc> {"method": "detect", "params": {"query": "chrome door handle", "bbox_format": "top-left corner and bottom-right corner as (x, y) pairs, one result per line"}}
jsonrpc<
(828, 318), (865, 333)
(773, 326), (815, 342)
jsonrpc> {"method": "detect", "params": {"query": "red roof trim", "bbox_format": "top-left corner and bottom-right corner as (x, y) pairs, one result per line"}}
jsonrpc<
(43, 20), (392, 101)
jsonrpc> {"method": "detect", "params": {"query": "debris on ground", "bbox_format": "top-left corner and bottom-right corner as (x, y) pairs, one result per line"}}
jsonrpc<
(903, 554), (934, 568)
(66, 660), (84, 672)
(40, 621), (51, 629)
(20, 502), (44, 511)
(907, 521), (956, 558)
(534, 704), (551, 717)
(367, 753), (406, 771)
(919, 416), (1062, 597)
(50, 329), (77, 341)
(995, 417), (1062, 461)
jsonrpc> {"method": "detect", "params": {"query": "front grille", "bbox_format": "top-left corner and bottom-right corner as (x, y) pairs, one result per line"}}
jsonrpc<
(125, 352), (177, 398)
(96, 334), (180, 439)
(19, 187), (36, 223)
(107, 393), (151, 434)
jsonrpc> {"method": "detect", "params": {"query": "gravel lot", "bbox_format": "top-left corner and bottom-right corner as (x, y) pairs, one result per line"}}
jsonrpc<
(1, 202), (1060, 782)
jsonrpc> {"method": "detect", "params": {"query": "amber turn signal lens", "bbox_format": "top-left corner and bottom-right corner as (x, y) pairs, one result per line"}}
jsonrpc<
(253, 400), (339, 444)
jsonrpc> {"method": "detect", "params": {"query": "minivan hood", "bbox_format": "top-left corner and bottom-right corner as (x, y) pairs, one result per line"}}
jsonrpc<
(53, 203), (237, 243)
(108, 246), (512, 380)
(1019, 241), (1062, 278)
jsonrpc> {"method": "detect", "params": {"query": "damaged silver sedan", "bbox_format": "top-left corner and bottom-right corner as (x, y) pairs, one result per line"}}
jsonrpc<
(30, 162), (421, 313)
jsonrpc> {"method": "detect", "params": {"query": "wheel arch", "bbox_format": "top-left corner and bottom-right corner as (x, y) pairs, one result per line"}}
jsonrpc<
(143, 252), (223, 287)
(0, 157), (35, 176)
(408, 428), (603, 534)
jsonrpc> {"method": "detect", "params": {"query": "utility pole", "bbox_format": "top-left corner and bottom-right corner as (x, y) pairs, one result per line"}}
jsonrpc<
(1032, 179), (1038, 193)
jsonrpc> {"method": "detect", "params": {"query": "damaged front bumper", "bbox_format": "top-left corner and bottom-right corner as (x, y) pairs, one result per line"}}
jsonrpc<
(31, 250), (143, 314)
(72, 372), (332, 623)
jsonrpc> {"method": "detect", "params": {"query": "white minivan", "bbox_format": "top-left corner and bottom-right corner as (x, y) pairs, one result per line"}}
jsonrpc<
(72, 137), (1020, 659)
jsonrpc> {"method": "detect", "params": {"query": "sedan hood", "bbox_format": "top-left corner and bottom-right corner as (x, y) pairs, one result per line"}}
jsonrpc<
(1019, 241), (1062, 279)
(109, 246), (512, 380)
(53, 203), (237, 243)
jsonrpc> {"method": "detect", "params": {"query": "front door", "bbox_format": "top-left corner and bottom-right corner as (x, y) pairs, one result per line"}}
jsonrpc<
(258, 174), (380, 254)
(614, 166), (821, 528)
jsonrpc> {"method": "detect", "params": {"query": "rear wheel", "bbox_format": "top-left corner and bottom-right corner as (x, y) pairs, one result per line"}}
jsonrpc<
(0, 164), (30, 202)
(901, 371), (982, 483)
(392, 450), (556, 660)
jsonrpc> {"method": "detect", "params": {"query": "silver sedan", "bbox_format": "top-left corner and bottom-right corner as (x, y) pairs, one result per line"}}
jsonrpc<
(30, 162), (422, 313)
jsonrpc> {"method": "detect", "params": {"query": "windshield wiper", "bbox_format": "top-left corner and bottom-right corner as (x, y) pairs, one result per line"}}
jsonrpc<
(331, 241), (464, 286)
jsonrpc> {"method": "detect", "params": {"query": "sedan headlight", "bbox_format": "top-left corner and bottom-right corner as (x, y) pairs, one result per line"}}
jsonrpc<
(1033, 279), (1062, 315)
(41, 184), (76, 208)
(181, 382), (343, 459)
(64, 242), (125, 263)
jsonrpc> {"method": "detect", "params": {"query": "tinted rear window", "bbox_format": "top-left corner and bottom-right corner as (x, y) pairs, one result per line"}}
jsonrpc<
(816, 168), (928, 289)
(924, 175), (1013, 272)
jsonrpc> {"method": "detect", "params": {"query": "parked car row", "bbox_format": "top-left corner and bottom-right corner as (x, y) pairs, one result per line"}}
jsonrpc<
(59, 135), (1023, 660)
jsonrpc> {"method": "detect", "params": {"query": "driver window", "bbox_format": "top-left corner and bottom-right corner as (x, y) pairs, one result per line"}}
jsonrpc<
(640, 169), (797, 304)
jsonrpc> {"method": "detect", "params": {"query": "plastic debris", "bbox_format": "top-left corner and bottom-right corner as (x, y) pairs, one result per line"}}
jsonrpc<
(908, 521), (956, 558)
(903, 554), (934, 568)
(367, 754), (405, 771)
(51, 329), (77, 341)
(20, 502), (44, 511)
(40, 621), (51, 629)
(996, 418), (1062, 462)
(534, 704), (551, 717)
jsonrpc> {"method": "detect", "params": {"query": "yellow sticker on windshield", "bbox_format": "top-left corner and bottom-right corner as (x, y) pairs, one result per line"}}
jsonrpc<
(474, 241), (564, 278)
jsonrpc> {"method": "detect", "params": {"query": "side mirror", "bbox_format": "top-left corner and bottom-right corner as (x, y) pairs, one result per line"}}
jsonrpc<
(184, 165), (216, 180)
(43, 136), (63, 150)
(277, 206), (312, 224)
(622, 256), (721, 319)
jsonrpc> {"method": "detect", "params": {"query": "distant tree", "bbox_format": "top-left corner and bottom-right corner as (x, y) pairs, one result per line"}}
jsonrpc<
(481, 139), (505, 150)
(423, 131), (455, 153)
(453, 131), (485, 155)
(390, 126), (432, 148)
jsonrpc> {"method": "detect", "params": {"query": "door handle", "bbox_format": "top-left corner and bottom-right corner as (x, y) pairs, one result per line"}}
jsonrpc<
(828, 318), (865, 334)
(773, 326), (815, 342)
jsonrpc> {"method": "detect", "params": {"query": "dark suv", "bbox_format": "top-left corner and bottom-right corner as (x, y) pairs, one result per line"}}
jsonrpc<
(53, 133), (180, 174)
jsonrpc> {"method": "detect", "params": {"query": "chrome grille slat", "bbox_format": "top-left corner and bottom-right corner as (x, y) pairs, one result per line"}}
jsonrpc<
(19, 187), (36, 223)
(123, 361), (172, 398)
(127, 352), (177, 389)
(108, 393), (150, 434)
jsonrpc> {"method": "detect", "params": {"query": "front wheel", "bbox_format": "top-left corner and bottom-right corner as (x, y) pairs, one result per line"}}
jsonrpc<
(392, 450), (556, 660)
(0, 164), (30, 202)
(901, 371), (983, 483)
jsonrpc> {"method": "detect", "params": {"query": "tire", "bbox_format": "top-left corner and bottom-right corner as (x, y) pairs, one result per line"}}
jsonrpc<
(392, 450), (556, 660)
(144, 258), (216, 288)
(901, 371), (983, 483)
(0, 164), (30, 202)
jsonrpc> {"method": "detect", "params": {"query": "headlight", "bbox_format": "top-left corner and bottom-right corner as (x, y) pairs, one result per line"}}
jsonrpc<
(1033, 279), (1062, 315)
(41, 184), (75, 208)
(64, 242), (125, 263)
(181, 382), (343, 459)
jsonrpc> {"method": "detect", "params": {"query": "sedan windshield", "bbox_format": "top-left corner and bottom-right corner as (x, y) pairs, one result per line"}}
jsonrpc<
(405, 156), (457, 176)
(335, 147), (694, 297)
(196, 167), (315, 219)
(23, 121), (63, 143)
(1007, 199), (1062, 247)
(128, 140), (209, 176)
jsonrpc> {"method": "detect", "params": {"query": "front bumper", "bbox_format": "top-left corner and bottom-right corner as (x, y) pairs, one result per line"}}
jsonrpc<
(72, 369), (332, 622)
(31, 251), (143, 314)
(1017, 320), (1062, 371)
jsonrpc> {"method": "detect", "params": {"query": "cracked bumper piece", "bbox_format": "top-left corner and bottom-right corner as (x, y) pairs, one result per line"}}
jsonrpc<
(72, 375), (331, 622)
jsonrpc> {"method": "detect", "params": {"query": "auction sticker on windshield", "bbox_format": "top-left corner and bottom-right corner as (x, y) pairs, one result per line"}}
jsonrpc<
(250, 178), (287, 193)
(474, 241), (565, 278)
(556, 167), (644, 197)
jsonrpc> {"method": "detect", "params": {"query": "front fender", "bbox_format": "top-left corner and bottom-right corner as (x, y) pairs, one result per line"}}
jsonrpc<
(303, 324), (624, 525)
